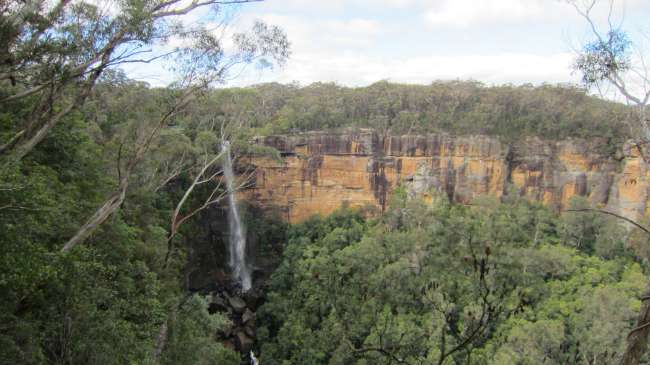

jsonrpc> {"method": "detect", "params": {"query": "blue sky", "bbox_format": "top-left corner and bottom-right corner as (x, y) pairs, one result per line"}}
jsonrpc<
(122, 0), (650, 90)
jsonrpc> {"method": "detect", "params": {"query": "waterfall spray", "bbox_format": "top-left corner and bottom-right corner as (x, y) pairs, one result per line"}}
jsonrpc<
(222, 141), (252, 291)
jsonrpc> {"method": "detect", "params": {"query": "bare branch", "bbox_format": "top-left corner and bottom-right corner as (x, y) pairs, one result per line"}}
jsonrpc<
(564, 208), (650, 235)
(153, 0), (262, 18)
(62, 86), (201, 252)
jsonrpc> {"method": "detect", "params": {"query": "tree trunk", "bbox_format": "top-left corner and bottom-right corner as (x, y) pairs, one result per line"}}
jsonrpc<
(152, 319), (169, 364)
(619, 285), (650, 365)
(1, 35), (113, 161)
(10, 102), (78, 161)
(61, 181), (128, 252)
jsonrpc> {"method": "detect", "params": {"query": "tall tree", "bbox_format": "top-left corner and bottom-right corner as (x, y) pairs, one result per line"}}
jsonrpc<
(568, 1), (650, 363)
(568, 0), (649, 148)
(0, 0), (288, 162)
(53, 3), (290, 252)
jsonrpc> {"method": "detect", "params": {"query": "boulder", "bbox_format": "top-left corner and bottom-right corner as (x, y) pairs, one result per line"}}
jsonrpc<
(228, 296), (247, 313)
(209, 294), (228, 313)
(235, 330), (254, 353)
(243, 288), (263, 309)
(242, 309), (256, 324)
(244, 324), (256, 338)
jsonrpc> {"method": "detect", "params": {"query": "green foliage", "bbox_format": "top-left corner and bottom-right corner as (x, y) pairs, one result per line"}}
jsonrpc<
(559, 197), (629, 258)
(241, 203), (288, 259)
(161, 295), (239, 365)
(575, 30), (632, 85)
(201, 81), (629, 148)
(258, 197), (648, 365)
(0, 81), (239, 365)
(0, 11), (642, 364)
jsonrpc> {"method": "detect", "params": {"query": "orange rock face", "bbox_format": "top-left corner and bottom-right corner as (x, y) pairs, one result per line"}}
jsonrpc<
(242, 131), (647, 223)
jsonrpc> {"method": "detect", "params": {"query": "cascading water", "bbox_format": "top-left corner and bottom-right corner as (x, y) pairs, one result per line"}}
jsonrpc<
(250, 351), (259, 365)
(222, 141), (252, 291)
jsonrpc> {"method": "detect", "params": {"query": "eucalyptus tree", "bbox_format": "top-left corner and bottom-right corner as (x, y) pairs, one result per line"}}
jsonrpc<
(0, 0), (289, 161)
(567, 1), (650, 363)
(1, 0), (290, 251)
(33, 2), (292, 252)
(568, 0), (648, 147)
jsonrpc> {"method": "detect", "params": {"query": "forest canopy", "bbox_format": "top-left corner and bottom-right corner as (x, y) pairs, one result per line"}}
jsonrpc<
(208, 80), (630, 143)
(257, 195), (650, 365)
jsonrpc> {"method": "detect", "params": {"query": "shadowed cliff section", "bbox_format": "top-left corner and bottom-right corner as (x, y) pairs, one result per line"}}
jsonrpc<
(243, 130), (648, 223)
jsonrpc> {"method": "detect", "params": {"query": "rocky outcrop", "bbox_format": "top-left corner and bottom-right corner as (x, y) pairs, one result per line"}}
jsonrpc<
(210, 287), (263, 356)
(243, 130), (650, 223)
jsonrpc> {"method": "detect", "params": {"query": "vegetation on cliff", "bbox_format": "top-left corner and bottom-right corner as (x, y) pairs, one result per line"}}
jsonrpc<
(213, 81), (630, 144)
(0, 51), (643, 365)
(0, 0), (287, 362)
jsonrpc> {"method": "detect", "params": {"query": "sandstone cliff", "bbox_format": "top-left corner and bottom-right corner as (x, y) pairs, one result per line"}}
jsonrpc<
(243, 130), (649, 223)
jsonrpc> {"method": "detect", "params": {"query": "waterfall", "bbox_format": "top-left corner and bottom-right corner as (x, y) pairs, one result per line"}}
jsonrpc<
(222, 141), (252, 291)
(250, 351), (259, 365)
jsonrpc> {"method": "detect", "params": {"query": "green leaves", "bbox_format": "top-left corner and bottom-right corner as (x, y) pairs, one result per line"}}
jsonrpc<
(258, 198), (649, 365)
(575, 30), (632, 86)
(219, 81), (630, 146)
(161, 295), (239, 365)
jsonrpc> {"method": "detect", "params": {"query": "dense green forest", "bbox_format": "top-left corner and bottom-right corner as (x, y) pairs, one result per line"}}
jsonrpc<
(213, 81), (630, 143)
(0, 78), (244, 364)
(258, 195), (650, 364)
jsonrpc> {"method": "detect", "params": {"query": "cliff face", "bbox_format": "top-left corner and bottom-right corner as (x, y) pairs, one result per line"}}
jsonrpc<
(244, 130), (649, 223)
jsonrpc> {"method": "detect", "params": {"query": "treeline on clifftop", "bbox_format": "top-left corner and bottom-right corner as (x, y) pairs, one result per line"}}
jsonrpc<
(213, 80), (629, 143)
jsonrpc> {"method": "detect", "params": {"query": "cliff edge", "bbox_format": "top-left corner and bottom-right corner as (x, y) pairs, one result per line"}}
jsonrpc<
(244, 130), (648, 223)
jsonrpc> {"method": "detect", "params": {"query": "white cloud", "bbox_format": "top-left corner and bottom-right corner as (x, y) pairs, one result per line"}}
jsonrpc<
(424, 0), (561, 27)
(117, 0), (650, 91)
(248, 0), (425, 13)
(252, 14), (383, 53)
(230, 9), (577, 87)
(233, 51), (577, 87)
(325, 19), (381, 36)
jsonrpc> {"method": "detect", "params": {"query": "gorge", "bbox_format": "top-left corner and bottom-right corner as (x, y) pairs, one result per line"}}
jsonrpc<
(5, 0), (650, 363)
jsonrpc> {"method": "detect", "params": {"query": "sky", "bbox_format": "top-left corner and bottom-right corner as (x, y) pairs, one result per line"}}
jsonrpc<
(121, 0), (650, 91)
